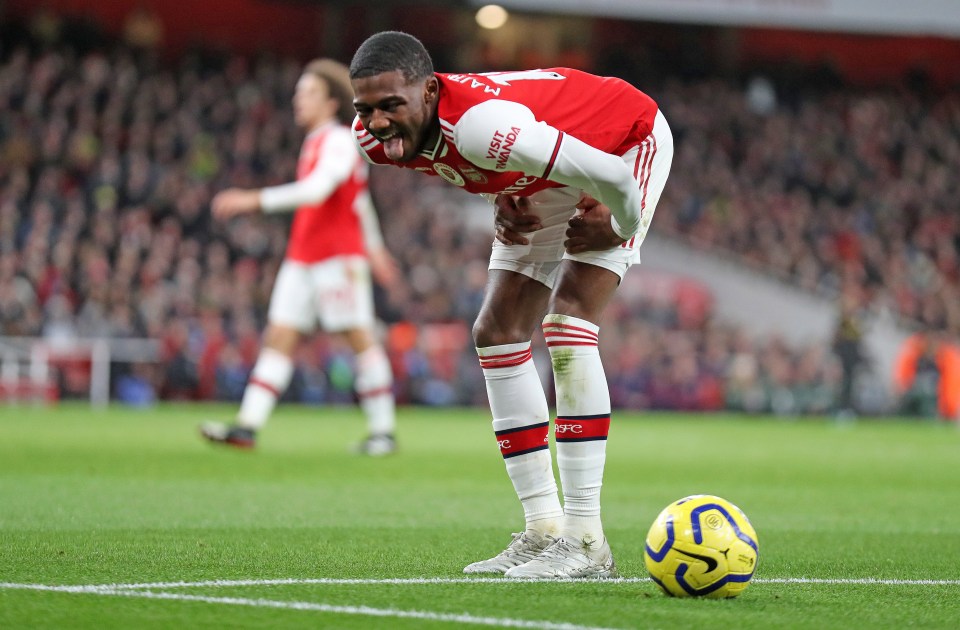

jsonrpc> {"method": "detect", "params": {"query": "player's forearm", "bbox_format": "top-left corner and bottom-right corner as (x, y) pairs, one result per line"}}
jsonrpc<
(260, 175), (340, 213)
(546, 135), (641, 240)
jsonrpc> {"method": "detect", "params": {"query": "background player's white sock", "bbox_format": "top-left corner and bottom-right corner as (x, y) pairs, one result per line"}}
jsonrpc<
(355, 345), (395, 436)
(479, 342), (563, 536)
(237, 347), (294, 430)
(543, 314), (610, 547)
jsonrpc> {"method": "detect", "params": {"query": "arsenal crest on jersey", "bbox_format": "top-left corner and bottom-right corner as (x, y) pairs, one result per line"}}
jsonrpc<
(432, 163), (465, 186)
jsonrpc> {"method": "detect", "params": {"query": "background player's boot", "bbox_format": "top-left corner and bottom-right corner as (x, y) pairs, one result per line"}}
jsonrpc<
(353, 433), (396, 456)
(200, 422), (256, 449)
(504, 537), (618, 579)
(463, 531), (556, 574)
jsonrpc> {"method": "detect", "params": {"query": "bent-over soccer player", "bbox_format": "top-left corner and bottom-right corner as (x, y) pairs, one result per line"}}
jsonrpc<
(349, 32), (673, 578)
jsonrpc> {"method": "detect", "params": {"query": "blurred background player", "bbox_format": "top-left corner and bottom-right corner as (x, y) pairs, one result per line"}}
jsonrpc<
(894, 330), (960, 421)
(831, 287), (866, 419)
(200, 59), (399, 455)
(350, 32), (673, 578)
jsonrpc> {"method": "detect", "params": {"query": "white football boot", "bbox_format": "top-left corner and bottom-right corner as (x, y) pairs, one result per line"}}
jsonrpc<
(504, 536), (619, 579)
(463, 531), (557, 574)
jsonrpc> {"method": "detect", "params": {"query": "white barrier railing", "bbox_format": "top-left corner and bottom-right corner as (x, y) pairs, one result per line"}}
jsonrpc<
(0, 336), (161, 407)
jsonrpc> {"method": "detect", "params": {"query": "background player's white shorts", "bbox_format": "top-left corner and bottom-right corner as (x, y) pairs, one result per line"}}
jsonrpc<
(268, 255), (374, 333)
(489, 109), (674, 289)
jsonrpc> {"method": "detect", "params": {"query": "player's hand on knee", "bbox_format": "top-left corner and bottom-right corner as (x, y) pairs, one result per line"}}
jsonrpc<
(564, 194), (628, 254)
(493, 194), (541, 246)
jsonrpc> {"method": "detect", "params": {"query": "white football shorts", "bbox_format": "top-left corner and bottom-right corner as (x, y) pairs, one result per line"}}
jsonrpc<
(489, 109), (674, 289)
(268, 255), (374, 333)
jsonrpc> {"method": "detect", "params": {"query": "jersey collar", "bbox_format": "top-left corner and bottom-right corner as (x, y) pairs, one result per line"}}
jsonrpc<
(418, 127), (448, 160)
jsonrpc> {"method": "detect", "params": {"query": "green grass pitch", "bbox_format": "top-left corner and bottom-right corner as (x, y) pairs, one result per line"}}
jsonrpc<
(2, 404), (960, 628)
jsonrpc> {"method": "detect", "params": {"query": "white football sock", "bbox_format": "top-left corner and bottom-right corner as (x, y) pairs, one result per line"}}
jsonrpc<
(543, 314), (610, 546)
(237, 347), (294, 430)
(479, 341), (563, 534)
(355, 344), (395, 436)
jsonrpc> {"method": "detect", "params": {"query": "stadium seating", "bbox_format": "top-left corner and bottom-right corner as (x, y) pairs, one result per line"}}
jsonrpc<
(1, 15), (957, 417)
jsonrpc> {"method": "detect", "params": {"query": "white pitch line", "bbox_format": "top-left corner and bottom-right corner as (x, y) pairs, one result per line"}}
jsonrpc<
(0, 585), (616, 630)
(4, 576), (960, 629)
(62, 577), (651, 590)
(90, 576), (960, 589)
(0, 583), (112, 593)
(5, 576), (960, 593)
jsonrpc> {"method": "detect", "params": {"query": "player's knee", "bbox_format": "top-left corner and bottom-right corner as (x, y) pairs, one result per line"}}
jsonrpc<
(547, 290), (607, 324)
(341, 328), (375, 353)
(472, 317), (526, 348)
(262, 324), (300, 355)
(545, 298), (593, 323)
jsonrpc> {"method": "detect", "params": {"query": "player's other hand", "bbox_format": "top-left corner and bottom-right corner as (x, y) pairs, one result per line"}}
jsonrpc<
(493, 194), (542, 246)
(564, 193), (628, 254)
(211, 189), (262, 219)
(369, 247), (400, 286)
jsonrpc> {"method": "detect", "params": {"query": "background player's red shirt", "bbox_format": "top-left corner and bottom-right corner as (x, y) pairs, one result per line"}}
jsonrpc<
(286, 126), (367, 263)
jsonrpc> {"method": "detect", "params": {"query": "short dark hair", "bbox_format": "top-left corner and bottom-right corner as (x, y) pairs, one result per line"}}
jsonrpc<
(303, 58), (355, 124)
(349, 31), (434, 83)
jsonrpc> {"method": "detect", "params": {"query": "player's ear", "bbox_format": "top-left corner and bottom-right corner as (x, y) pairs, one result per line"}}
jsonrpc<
(423, 76), (439, 105)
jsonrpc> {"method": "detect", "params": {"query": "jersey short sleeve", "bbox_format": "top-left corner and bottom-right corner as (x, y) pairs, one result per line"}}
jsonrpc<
(453, 100), (561, 178)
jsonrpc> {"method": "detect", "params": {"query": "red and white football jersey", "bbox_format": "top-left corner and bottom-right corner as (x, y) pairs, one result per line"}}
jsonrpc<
(284, 125), (368, 263)
(353, 68), (660, 238)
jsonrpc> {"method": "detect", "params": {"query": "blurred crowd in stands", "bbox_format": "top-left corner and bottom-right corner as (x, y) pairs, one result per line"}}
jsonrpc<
(657, 77), (960, 333)
(1, 13), (958, 418)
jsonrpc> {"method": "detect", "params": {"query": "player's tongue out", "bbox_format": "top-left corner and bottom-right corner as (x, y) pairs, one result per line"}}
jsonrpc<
(383, 135), (404, 160)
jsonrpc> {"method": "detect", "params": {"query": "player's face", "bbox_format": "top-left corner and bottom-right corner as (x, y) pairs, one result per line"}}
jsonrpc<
(293, 74), (336, 129)
(352, 70), (438, 162)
